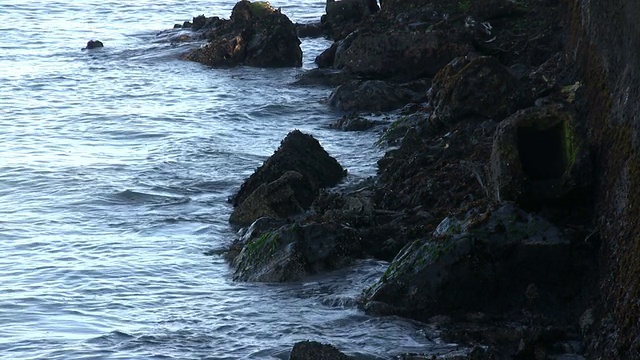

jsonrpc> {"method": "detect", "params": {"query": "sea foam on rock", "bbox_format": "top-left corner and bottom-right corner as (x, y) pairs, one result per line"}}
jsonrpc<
(231, 221), (362, 282)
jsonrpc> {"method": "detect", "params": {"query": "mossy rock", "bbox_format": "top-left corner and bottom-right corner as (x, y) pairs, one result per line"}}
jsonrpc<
(231, 222), (363, 282)
(360, 203), (575, 320)
(489, 103), (592, 205)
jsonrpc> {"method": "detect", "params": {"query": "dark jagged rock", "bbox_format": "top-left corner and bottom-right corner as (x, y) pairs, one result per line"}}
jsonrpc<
(328, 79), (429, 112)
(181, 1), (302, 68)
(229, 171), (316, 226)
(315, 42), (338, 68)
(231, 130), (346, 209)
(312, 188), (375, 227)
(290, 340), (350, 360)
(322, 0), (378, 40)
(333, 29), (473, 80)
(429, 55), (525, 125)
(360, 203), (592, 321)
(489, 103), (592, 206)
(231, 221), (362, 282)
(82, 40), (104, 50)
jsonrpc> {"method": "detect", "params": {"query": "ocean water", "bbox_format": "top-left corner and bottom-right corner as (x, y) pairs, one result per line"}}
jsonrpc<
(0, 1), (449, 359)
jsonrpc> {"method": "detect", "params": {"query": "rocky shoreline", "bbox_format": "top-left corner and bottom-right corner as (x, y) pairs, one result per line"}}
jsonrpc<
(166, 0), (611, 358)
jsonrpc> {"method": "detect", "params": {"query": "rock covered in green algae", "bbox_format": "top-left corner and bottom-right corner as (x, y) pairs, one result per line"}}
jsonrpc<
(231, 221), (362, 282)
(489, 103), (592, 205)
(360, 203), (583, 320)
(229, 171), (316, 226)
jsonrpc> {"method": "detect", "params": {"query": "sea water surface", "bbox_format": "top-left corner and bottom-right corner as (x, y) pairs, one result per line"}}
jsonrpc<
(0, 1), (451, 359)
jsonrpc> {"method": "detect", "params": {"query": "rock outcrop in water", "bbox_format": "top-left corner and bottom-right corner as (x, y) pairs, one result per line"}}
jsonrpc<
(289, 341), (350, 360)
(203, 0), (640, 357)
(82, 40), (104, 50)
(180, 1), (302, 68)
(230, 130), (345, 214)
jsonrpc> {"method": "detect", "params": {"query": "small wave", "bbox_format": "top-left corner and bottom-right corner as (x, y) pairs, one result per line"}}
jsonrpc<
(109, 189), (191, 206)
(320, 296), (358, 309)
(86, 330), (134, 346)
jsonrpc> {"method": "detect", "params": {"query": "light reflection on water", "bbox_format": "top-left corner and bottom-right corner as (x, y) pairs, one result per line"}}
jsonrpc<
(0, 1), (440, 358)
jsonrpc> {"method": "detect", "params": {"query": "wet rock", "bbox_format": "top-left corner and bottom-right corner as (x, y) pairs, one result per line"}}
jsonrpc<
(292, 68), (355, 87)
(290, 340), (350, 360)
(229, 171), (316, 226)
(429, 55), (524, 125)
(312, 189), (376, 227)
(315, 42), (338, 68)
(82, 40), (104, 50)
(334, 29), (472, 80)
(329, 113), (384, 131)
(231, 221), (362, 282)
(225, 217), (291, 262)
(323, 0), (378, 40)
(489, 103), (592, 205)
(191, 14), (207, 31)
(360, 203), (582, 321)
(182, 1), (302, 68)
(231, 130), (346, 209)
(377, 110), (430, 145)
(328, 79), (429, 112)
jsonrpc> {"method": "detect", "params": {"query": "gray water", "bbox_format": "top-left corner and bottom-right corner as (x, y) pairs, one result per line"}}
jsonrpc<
(0, 1), (451, 358)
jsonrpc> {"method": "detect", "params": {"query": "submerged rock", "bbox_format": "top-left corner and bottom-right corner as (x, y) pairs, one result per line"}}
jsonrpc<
(292, 68), (354, 87)
(182, 0), (302, 68)
(231, 130), (346, 218)
(329, 113), (384, 131)
(290, 340), (350, 360)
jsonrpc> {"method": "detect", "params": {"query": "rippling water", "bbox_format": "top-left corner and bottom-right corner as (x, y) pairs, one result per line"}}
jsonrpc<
(0, 1), (447, 358)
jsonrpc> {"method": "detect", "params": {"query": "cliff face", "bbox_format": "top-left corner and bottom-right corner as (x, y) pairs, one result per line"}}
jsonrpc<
(567, 1), (640, 358)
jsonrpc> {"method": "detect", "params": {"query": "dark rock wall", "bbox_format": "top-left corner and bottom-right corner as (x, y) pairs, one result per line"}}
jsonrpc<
(567, 1), (640, 358)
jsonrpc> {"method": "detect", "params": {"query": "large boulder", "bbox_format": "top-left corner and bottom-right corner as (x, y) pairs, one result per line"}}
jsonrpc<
(231, 130), (346, 210)
(360, 203), (588, 320)
(328, 79), (430, 112)
(231, 221), (362, 282)
(489, 103), (592, 205)
(181, 1), (302, 68)
(429, 55), (524, 125)
(333, 29), (473, 80)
